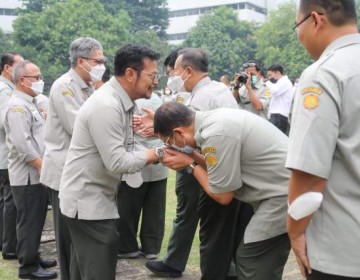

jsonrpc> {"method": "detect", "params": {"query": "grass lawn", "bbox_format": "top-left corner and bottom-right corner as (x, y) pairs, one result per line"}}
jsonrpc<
(0, 170), (200, 278)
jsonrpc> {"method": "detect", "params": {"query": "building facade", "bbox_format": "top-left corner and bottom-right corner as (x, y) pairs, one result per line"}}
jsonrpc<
(167, 0), (290, 44)
(0, 0), (22, 33)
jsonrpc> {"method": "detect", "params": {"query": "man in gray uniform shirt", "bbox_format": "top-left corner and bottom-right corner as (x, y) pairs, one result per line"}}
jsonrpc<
(153, 102), (290, 280)
(40, 36), (105, 280)
(0, 52), (23, 259)
(146, 48), (253, 280)
(286, 1), (360, 279)
(59, 44), (161, 280)
(4, 60), (56, 279)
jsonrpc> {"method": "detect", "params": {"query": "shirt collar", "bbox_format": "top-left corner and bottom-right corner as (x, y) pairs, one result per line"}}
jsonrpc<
(320, 34), (360, 60)
(109, 77), (135, 112)
(0, 76), (15, 90)
(192, 76), (211, 93)
(13, 90), (35, 103)
(68, 68), (92, 91)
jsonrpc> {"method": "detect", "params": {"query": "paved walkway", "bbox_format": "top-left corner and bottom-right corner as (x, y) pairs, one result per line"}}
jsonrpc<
(39, 215), (303, 280)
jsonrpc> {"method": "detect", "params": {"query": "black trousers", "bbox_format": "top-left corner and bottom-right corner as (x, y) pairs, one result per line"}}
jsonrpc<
(270, 114), (289, 135)
(117, 179), (167, 255)
(198, 190), (253, 280)
(65, 216), (119, 280)
(0, 169), (17, 254)
(307, 270), (360, 280)
(48, 188), (73, 280)
(11, 183), (47, 274)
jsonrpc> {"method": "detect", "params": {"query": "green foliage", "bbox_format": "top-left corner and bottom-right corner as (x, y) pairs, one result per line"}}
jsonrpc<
(11, 0), (131, 90)
(255, 1), (312, 79)
(100, 0), (169, 38)
(184, 7), (257, 80)
(20, 0), (59, 13)
(356, 0), (360, 31)
(0, 30), (14, 57)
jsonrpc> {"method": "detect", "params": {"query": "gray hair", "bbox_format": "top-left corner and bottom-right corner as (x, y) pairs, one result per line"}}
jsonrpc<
(13, 60), (32, 85)
(69, 37), (103, 68)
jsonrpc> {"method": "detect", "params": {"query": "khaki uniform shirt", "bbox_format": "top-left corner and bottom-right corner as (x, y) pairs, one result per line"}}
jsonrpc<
(238, 80), (271, 119)
(59, 77), (148, 220)
(0, 76), (14, 169)
(286, 34), (360, 277)
(185, 77), (238, 111)
(35, 93), (49, 113)
(4, 90), (45, 186)
(40, 69), (93, 190)
(134, 93), (168, 182)
(195, 109), (289, 243)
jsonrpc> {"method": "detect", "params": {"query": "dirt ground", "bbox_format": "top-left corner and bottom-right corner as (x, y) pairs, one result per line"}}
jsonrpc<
(39, 215), (303, 280)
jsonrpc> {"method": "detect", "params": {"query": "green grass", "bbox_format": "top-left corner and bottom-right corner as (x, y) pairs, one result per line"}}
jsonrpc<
(0, 170), (200, 278)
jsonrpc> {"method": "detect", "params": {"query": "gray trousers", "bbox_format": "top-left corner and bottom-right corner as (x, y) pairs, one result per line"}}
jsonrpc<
(117, 179), (167, 254)
(48, 188), (72, 280)
(236, 233), (291, 280)
(0, 169), (17, 254)
(65, 216), (119, 280)
(11, 183), (47, 274)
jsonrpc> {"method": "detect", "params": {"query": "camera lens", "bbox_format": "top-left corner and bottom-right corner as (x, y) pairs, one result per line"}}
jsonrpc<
(237, 73), (248, 84)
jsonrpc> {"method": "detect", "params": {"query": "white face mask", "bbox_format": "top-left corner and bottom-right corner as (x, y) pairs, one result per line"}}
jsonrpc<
(167, 69), (188, 93)
(83, 60), (106, 82)
(25, 79), (44, 95)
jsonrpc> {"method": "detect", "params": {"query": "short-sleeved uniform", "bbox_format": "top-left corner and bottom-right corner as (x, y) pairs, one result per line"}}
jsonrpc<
(117, 93), (169, 256)
(286, 34), (360, 278)
(164, 76), (249, 280)
(0, 76), (16, 254)
(3, 90), (48, 275)
(194, 108), (290, 279)
(239, 79), (271, 120)
(59, 77), (148, 280)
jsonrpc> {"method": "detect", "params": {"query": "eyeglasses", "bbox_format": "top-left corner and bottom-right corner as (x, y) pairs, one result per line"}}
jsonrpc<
(81, 57), (106, 65)
(22, 75), (43, 81)
(292, 13), (324, 33)
(136, 69), (160, 82)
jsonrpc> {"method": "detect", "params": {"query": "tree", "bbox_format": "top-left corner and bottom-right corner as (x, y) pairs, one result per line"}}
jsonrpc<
(0, 29), (14, 57)
(20, 0), (59, 13)
(100, 0), (169, 38)
(12, 0), (131, 90)
(255, 1), (312, 79)
(184, 7), (257, 80)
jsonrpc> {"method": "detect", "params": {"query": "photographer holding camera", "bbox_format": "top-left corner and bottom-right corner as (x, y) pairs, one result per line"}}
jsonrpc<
(232, 61), (271, 120)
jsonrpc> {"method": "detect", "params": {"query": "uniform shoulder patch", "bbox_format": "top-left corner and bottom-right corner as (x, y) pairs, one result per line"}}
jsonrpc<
(202, 147), (216, 154)
(61, 90), (74, 97)
(11, 107), (25, 113)
(175, 96), (185, 103)
(264, 89), (271, 97)
(205, 154), (218, 166)
(303, 94), (319, 109)
(301, 87), (322, 95)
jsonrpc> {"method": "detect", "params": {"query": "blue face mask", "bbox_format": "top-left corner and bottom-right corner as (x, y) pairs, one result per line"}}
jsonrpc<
(171, 144), (195, 154)
(251, 75), (259, 84)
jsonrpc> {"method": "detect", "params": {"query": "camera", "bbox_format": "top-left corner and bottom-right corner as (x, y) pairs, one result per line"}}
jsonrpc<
(237, 72), (248, 84)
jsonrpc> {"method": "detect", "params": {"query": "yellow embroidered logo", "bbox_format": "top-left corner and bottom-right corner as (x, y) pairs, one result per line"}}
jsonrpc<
(205, 155), (218, 166)
(176, 96), (185, 103)
(301, 87), (322, 95)
(62, 90), (74, 97)
(202, 147), (216, 154)
(11, 107), (25, 113)
(264, 89), (271, 97)
(303, 94), (319, 109)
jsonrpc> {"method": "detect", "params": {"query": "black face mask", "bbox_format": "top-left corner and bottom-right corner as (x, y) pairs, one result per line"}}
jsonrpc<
(269, 77), (277, 83)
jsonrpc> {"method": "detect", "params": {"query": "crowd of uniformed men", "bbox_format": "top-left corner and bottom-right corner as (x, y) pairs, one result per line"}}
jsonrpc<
(0, 0), (359, 280)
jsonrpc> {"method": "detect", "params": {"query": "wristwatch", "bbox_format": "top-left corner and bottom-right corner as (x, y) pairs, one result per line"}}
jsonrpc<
(185, 161), (198, 174)
(154, 147), (164, 164)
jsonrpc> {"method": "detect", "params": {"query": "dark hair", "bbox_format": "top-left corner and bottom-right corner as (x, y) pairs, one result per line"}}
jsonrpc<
(114, 44), (160, 76)
(178, 48), (208, 73)
(299, 0), (357, 26)
(102, 67), (111, 83)
(267, 64), (284, 75)
(1, 52), (22, 73)
(154, 102), (195, 137)
(164, 48), (181, 68)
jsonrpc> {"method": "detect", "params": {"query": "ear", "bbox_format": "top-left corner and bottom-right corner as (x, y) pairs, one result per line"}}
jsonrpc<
(311, 11), (325, 32)
(124, 68), (137, 83)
